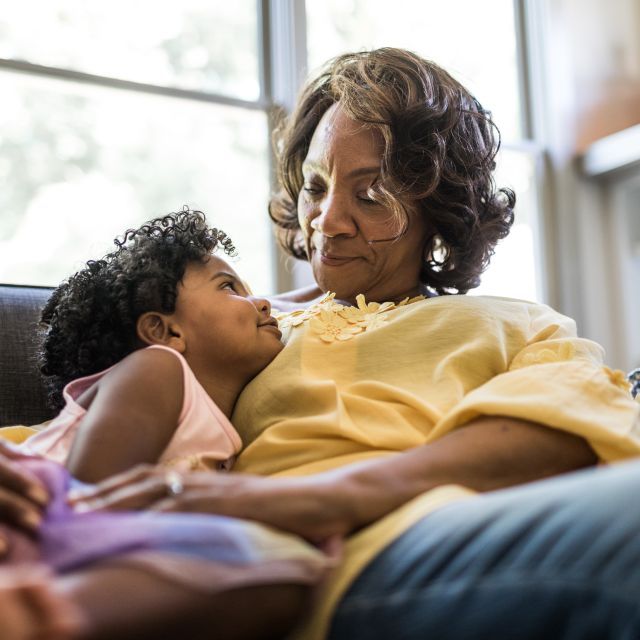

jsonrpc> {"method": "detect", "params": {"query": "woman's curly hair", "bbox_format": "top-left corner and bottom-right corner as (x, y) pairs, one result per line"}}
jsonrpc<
(270, 47), (515, 295)
(39, 208), (235, 412)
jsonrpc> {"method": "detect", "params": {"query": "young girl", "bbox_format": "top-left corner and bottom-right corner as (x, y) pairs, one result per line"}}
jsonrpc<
(2, 209), (331, 640)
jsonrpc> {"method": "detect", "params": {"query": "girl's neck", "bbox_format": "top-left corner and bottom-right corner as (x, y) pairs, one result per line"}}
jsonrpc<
(187, 362), (246, 419)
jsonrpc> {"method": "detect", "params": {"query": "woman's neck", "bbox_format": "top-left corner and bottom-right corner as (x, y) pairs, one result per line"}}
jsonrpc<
(270, 283), (431, 311)
(333, 283), (432, 308)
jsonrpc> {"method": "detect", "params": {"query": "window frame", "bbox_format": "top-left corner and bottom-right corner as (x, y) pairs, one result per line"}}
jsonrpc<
(0, 0), (546, 300)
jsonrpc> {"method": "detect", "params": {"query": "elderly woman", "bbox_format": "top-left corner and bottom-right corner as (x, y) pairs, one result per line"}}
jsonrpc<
(3, 48), (640, 639)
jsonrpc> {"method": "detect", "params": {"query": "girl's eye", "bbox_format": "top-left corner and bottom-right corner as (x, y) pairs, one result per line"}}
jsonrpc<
(221, 281), (235, 291)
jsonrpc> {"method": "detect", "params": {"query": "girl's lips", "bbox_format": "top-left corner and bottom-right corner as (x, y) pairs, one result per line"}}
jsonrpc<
(258, 323), (282, 338)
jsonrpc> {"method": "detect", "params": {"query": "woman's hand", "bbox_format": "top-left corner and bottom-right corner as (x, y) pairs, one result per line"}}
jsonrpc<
(0, 565), (87, 640)
(69, 464), (355, 544)
(0, 442), (50, 553)
(68, 416), (594, 550)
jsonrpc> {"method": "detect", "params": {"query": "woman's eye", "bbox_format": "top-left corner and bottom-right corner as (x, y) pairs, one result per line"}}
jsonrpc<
(221, 281), (235, 291)
(357, 193), (378, 205)
(302, 183), (323, 196)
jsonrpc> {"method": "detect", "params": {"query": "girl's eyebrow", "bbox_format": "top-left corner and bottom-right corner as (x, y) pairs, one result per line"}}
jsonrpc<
(210, 271), (238, 282)
(210, 271), (249, 295)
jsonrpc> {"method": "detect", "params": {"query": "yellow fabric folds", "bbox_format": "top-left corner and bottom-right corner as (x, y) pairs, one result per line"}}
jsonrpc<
(0, 425), (39, 444)
(232, 295), (640, 639)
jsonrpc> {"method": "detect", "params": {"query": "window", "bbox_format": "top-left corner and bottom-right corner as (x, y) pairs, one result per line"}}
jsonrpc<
(305, 0), (543, 301)
(1, 1), (542, 301)
(0, 1), (273, 293)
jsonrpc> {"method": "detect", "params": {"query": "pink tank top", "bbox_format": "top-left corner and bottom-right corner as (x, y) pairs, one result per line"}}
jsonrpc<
(22, 345), (243, 472)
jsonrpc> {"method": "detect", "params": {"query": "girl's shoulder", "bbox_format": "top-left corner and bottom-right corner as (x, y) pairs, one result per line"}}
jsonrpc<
(98, 346), (186, 397)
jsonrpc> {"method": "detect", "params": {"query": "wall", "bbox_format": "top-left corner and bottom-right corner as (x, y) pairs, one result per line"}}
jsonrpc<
(531, 0), (640, 370)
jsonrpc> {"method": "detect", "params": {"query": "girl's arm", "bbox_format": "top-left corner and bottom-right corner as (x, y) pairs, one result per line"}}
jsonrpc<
(70, 416), (596, 541)
(66, 348), (184, 483)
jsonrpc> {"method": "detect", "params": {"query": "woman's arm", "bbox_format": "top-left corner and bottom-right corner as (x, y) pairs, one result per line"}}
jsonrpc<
(0, 441), (50, 537)
(66, 348), (184, 483)
(70, 416), (596, 541)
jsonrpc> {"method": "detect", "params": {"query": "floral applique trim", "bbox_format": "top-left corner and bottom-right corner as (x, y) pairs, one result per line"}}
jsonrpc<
(310, 309), (364, 343)
(602, 366), (632, 393)
(276, 292), (338, 330)
(517, 342), (576, 367)
(275, 291), (425, 343)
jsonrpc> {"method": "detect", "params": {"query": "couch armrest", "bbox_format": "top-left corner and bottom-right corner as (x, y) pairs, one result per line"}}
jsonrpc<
(0, 284), (55, 426)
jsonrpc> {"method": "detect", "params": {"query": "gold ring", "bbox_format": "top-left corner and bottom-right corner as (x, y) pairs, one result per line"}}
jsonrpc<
(164, 470), (184, 498)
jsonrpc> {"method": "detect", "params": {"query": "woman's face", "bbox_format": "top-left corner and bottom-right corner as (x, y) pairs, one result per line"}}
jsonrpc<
(298, 103), (431, 304)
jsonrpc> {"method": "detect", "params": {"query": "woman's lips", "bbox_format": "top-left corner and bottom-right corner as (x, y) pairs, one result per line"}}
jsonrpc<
(318, 251), (357, 266)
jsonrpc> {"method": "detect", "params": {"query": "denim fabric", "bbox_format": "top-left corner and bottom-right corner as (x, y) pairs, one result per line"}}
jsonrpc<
(629, 368), (640, 399)
(329, 460), (640, 640)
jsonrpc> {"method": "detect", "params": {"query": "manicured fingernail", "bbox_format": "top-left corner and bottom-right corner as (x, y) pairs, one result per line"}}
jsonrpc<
(72, 501), (93, 513)
(67, 488), (91, 502)
(20, 510), (43, 530)
(27, 484), (49, 506)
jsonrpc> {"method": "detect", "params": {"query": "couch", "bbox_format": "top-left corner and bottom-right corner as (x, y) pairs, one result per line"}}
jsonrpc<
(1, 282), (637, 431)
(0, 284), (56, 427)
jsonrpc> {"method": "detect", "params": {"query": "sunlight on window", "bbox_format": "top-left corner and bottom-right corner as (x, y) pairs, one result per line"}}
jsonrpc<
(305, 0), (542, 301)
(473, 149), (541, 302)
(0, 1), (259, 99)
(306, 0), (521, 140)
(0, 72), (272, 292)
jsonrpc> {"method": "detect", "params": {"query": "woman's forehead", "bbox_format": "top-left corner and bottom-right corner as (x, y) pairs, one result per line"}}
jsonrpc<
(305, 104), (382, 169)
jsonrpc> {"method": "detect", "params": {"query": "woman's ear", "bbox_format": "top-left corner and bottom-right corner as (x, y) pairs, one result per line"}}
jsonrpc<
(136, 312), (186, 353)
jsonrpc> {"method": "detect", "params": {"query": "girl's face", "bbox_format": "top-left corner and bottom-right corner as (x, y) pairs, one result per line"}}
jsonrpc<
(297, 103), (432, 305)
(171, 255), (283, 381)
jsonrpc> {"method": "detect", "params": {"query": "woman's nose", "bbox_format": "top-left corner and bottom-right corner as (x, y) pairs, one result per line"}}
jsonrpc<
(310, 192), (357, 238)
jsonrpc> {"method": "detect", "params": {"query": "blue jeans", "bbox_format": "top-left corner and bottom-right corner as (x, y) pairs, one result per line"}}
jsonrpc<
(329, 460), (640, 639)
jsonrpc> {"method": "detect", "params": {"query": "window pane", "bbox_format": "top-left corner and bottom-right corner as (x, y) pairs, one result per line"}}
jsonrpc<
(473, 148), (541, 301)
(306, 0), (522, 141)
(0, 1), (260, 100)
(0, 71), (273, 293)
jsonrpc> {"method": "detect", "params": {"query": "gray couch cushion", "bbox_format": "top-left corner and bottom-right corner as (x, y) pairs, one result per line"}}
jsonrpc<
(0, 284), (55, 426)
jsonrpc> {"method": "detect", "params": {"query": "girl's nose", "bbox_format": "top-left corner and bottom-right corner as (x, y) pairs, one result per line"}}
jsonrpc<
(251, 296), (271, 316)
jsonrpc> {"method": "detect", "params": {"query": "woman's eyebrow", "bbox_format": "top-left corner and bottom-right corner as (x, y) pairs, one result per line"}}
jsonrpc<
(301, 162), (379, 179)
(347, 166), (380, 179)
(301, 161), (327, 177)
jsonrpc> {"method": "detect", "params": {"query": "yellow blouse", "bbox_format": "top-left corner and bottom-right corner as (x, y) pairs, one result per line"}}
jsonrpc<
(232, 293), (640, 640)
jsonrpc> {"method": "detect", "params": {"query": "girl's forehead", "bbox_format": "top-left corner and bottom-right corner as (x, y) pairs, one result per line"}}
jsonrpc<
(184, 254), (240, 284)
(205, 253), (235, 274)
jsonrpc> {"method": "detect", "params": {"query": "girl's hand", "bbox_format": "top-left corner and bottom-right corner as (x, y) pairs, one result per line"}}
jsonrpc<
(69, 464), (356, 543)
(0, 442), (50, 552)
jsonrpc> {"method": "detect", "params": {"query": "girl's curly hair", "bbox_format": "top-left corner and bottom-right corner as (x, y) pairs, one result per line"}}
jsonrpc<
(39, 208), (235, 412)
(270, 47), (515, 295)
